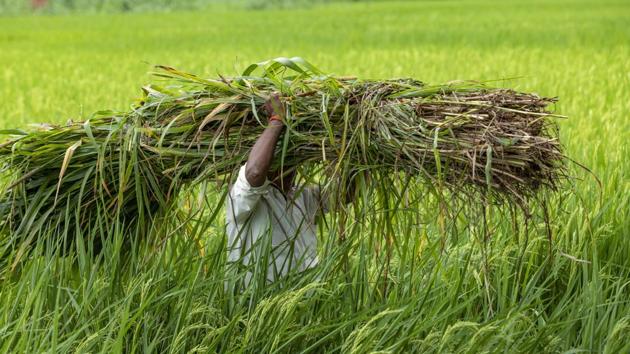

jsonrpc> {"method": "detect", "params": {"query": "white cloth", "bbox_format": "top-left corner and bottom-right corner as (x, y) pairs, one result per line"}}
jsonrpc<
(226, 165), (323, 284)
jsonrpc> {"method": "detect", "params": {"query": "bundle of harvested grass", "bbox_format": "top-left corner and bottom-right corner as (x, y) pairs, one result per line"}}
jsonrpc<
(0, 58), (566, 255)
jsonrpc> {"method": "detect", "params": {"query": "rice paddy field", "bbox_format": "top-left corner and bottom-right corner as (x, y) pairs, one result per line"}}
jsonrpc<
(0, 0), (629, 352)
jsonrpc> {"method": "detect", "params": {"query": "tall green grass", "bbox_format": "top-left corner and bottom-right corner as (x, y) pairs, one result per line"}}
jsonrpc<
(0, 0), (628, 352)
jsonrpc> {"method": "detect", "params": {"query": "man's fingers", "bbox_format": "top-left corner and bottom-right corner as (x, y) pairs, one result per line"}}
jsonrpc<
(266, 94), (284, 117)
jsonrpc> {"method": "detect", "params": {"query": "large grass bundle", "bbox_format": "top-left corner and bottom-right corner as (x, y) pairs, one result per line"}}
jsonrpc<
(0, 58), (566, 256)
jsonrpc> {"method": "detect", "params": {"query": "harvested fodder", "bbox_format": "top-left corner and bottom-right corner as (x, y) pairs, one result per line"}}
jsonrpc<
(0, 58), (566, 255)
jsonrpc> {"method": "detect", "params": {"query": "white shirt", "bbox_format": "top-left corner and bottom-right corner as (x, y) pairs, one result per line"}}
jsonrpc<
(226, 165), (322, 284)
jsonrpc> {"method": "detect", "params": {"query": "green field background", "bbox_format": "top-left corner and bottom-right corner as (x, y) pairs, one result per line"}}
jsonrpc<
(0, 0), (629, 352)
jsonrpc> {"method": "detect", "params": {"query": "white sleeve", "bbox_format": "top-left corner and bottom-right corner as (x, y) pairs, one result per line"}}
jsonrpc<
(227, 164), (269, 224)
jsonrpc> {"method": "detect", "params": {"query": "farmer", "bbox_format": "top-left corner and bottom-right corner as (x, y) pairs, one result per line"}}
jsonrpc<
(226, 95), (325, 285)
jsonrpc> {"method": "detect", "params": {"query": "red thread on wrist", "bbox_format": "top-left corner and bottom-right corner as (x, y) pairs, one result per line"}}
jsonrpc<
(269, 114), (282, 123)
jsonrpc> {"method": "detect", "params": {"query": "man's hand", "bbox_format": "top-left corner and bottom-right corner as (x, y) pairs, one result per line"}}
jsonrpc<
(263, 94), (285, 124)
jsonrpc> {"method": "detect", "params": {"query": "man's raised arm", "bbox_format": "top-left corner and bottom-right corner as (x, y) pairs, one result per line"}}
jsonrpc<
(245, 94), (285, 187)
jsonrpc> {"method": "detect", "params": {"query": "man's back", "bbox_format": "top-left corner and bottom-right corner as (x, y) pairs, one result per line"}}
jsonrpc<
(226, 165), (321, 284)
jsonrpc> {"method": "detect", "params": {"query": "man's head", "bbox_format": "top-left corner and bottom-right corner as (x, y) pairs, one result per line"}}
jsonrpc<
(268, 168), (296, 194)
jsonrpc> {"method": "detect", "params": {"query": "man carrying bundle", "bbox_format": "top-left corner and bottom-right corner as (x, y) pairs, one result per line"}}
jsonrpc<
(226, 95), (324, 285)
